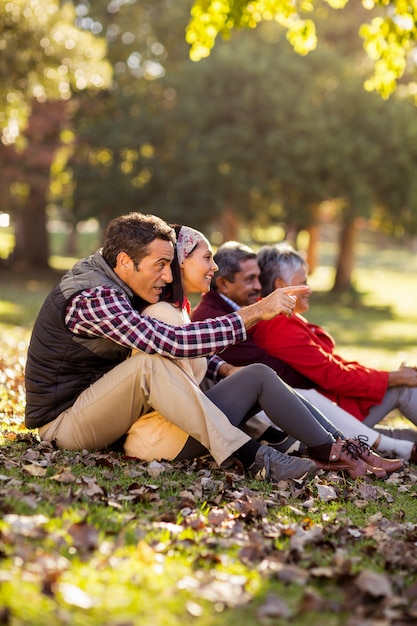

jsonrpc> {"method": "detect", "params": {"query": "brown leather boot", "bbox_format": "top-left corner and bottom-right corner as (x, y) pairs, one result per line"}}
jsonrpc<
(348, 436), (404, 474)
(307, 439), (386, 480)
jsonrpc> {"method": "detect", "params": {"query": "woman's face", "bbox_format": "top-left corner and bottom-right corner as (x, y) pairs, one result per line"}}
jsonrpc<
(286, 265), (312, 313)
(181, 239), (218, 296)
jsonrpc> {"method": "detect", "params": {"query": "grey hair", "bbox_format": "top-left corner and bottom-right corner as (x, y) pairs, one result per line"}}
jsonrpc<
(257, 242), (307, 297)
(212, 241), (257, 290)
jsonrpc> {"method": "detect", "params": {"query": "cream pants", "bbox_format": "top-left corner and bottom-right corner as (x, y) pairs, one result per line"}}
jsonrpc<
(38, 352), (250, 466)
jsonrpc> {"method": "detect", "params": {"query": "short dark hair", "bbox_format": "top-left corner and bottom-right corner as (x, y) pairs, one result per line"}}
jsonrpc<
(257, 242), (307, 297)
(212, 241), (256, 290)
(159, 224), (184, 306)
(102, 212), (175, 269)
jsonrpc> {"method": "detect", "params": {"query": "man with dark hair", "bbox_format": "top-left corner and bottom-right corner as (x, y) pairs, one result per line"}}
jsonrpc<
(25, 213), (315, 483)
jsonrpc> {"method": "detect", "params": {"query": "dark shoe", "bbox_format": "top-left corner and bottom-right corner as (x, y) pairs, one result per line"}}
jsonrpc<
(307, 438), (386, 480)
(348, 436), (403, 473)
(249, 445), (317, 482)
(259, 434), (299, 454)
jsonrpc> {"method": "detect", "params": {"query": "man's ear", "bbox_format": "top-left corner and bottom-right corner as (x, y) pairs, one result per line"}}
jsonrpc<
(274, 277), (286, 290)
(215, 275), (229, 294)
(116, 251), (134, 273)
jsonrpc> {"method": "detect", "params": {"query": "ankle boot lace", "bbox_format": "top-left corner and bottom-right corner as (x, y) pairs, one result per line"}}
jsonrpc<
(341, 439), (363, 460)
(348, 435), (371, 459)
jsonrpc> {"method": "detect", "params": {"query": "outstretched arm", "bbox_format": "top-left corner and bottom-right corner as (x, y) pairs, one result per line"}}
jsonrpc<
(237, 286), (310, 328)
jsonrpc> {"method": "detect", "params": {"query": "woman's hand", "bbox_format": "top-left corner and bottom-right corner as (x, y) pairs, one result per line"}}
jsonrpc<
(218, 363), (243, 378)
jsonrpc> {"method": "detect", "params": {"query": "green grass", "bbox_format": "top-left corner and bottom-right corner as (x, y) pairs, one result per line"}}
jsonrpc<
(2, 234), (417, 625)
(0, 275), (59, 328)
(307, 241), (417, 370)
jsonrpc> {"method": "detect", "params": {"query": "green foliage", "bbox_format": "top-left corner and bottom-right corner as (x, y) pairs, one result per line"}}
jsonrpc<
(186, 0), (327, 60)
(65, 6), (417, 239)
(187, 0), (417, 97)
(0, 0), (111, 140)
(4, 1), (417, 275)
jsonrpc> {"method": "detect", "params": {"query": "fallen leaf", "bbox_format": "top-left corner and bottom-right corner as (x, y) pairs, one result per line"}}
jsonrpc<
(316, 483), (338, 501)
(68, 521), (99, 554)
(354, 569), (392, 597)
(50, 467), (78, 483)
(22, 463), (47, 477)
(3, 514), (49, 535)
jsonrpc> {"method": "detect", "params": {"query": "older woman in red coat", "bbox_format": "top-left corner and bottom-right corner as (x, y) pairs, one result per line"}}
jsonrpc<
(251, 242), (417, 451)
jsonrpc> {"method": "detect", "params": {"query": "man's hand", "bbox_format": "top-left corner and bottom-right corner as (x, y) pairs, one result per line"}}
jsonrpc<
(237, 285), (310, 329)
(388, 363), (417, 387)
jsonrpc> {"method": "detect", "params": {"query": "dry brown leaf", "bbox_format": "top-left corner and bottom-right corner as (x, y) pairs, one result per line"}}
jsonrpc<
(22, 463), (47, 477)
(316, 483), (338, 501)
(68, 521), (99, 554)
(274, 563), (309, 585)
(207, 507), (230, 527)
(3, 513), (49, 535)
(50, 467), (78, 483)
(289, 524), (324, 553)
(80, 476), (105, 498)
(354, 569), (393, 598)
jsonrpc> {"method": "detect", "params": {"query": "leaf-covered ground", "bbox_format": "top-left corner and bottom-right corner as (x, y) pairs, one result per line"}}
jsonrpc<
(2, 326), (417, 626)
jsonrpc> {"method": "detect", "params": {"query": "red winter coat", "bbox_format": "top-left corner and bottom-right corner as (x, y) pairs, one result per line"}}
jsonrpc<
(251, 312), (389, 421)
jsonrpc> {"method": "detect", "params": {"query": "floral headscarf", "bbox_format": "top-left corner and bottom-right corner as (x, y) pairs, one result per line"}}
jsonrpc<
(176, 226), (207, 265)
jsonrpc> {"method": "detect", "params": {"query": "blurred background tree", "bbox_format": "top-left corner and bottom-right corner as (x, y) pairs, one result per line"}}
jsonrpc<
(1, 0), (417, 292)
(0, 0), (111, 268)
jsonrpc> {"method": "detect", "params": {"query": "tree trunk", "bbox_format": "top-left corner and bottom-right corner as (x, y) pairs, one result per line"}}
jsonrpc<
(64, 224), (78, 256)
(7, 99), (68, 270)
(332, 218), (358, 291)
(305, 223), (320, 273)
(219, 206), (239, 242)
(24, 186), (50, 269)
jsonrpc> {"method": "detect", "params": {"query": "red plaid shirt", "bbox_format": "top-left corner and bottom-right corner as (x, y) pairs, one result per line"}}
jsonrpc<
(65, 286), (245, 380)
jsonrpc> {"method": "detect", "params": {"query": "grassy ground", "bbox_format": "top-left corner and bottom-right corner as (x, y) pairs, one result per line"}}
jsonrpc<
(1, 235), (417, 625)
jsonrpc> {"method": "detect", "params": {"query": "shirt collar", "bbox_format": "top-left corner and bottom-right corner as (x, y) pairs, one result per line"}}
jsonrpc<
(219, 293), (240, 311)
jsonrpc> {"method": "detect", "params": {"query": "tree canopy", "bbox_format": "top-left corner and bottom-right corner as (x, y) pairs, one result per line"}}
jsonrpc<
(0, 0), (111, 143)
(186, 0), (417, 98)
(62, 3), (417, 289)
(2, 0), (417, 289)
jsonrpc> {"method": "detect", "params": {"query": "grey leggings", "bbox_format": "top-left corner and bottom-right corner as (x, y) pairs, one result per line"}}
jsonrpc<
(364, 386), (417, 427)
(176, 363), (343, 460)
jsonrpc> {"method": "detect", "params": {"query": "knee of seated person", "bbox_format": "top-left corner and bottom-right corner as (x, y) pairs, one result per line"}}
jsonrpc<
(244, 363), (274, 378)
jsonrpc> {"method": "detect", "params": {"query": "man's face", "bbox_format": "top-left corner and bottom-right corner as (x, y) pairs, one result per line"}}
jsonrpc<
(218, 258), (262, 306)
(115, 238), (174, 303)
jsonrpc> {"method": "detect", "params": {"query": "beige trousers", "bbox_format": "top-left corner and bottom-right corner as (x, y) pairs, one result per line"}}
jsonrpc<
(38, 352), (250, 465)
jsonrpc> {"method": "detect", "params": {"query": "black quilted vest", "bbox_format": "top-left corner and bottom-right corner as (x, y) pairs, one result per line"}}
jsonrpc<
(25, 251), (132, 428)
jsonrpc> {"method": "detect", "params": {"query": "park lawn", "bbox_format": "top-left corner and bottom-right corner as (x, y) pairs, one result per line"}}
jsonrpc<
(1, 240), (417, 625)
